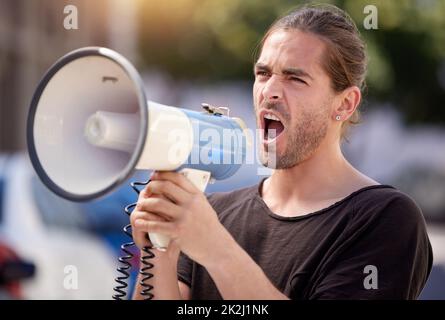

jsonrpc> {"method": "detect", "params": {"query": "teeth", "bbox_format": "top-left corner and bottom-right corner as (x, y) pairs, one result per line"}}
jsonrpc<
(264, 113), (280, 121)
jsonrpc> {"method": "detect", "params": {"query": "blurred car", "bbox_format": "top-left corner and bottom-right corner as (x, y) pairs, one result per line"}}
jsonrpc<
(1, 159), (35, 299)
(420, 224), (445, 299)
(0, 153), (117, 299)
(0, 237), (35, 299)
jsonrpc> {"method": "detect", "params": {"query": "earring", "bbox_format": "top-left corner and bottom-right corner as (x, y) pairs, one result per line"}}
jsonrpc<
(335, 115), (341, 121)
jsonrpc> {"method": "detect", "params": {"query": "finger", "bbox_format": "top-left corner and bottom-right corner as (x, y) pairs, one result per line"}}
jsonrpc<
(131, 216), (152, 248)
(132, 212), (164, 249)
(152, 171), (198, 194)
(132, 210), (168, 222)
(145, 180), (190, 204)
(137, 197), (181, 220)
(139, 184), (171, 202)
(131, 209), (168, 229)
(135, 219), (176, 238)
(139, 184), (154, 201)
(138, 171), (158, 199)
(140, 192), (171, 204)
(133, 229), (151, 248)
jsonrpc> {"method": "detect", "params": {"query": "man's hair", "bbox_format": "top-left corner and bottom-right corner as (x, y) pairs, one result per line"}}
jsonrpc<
(257, 3), (367, 140)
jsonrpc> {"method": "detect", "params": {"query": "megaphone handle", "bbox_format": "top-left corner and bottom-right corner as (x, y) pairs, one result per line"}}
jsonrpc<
(148, 168), (212, 250)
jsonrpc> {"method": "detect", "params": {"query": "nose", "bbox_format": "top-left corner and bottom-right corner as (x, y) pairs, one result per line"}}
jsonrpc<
(262, 75), (283, 102)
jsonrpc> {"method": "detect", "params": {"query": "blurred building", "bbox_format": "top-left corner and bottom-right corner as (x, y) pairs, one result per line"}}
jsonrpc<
(0, 0), (138, 152)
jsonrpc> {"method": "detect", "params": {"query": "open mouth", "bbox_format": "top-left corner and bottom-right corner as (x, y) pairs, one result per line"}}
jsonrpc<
(262, 112), (285, 142)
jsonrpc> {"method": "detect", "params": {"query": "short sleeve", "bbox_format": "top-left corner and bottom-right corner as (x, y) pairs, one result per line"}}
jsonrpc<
(308, 192), (433, 300)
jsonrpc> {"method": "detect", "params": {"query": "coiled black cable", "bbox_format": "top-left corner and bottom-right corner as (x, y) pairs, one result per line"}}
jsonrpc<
(140, 242), (156, 299)
(113, 178), (155, 300)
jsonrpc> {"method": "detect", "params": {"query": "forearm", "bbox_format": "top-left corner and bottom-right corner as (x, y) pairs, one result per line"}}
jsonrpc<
(203, 229), (289, 300)
(132, 250), (182, 300)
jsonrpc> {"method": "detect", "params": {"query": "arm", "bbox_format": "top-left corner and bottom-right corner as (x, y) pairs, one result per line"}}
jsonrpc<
(131, 249), (183, 300)
(203, 227), (289, 300)
(178, 280), (191, 300)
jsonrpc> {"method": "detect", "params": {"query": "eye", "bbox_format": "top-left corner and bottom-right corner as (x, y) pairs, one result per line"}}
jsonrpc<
(255, 71), (270, 78)
(291, 77), (307, 84)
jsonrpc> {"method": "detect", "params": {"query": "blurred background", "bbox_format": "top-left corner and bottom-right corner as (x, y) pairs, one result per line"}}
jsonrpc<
(0, 0), (444, 299)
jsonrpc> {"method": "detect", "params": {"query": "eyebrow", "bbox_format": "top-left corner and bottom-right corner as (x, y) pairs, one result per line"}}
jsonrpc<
(254, 63), (314, 81)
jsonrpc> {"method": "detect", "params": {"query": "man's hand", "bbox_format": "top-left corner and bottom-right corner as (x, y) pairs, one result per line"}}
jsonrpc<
(130, 178), (180, 262)
(132, 170), (225, 265)
(131, 170), (288, 299)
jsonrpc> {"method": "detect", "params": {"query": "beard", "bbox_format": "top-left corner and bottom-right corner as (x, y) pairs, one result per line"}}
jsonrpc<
(258, 101), (329, 169)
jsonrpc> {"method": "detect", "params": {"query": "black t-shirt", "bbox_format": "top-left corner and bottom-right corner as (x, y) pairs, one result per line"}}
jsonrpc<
(177, 180), (433, 299)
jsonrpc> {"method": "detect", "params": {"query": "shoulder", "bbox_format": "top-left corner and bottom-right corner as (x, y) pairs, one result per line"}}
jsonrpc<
(350, 185), (427, 234)
(353, 186), (421, 214)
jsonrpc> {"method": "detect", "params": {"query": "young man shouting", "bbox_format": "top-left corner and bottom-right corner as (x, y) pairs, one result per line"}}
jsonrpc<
(130, 4), (432, 300)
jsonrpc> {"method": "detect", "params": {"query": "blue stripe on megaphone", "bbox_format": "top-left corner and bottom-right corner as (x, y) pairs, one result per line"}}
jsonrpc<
(177, 109), (247, 180)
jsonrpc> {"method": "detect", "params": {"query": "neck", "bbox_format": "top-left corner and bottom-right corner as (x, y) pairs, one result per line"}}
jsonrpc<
(262, 138), (376, 208)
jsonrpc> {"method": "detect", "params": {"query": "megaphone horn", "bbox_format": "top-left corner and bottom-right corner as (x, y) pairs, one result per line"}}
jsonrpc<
(27, 47), (249, 250)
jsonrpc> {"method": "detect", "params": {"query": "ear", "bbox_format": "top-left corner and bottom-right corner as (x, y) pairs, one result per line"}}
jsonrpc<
(332, 86), (361, 121)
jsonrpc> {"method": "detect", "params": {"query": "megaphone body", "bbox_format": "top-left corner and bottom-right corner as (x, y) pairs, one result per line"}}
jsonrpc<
(27, 47), (248, 250)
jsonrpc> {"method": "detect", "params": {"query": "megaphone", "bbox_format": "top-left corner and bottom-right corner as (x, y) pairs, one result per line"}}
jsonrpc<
(27, 47), (249, 250)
